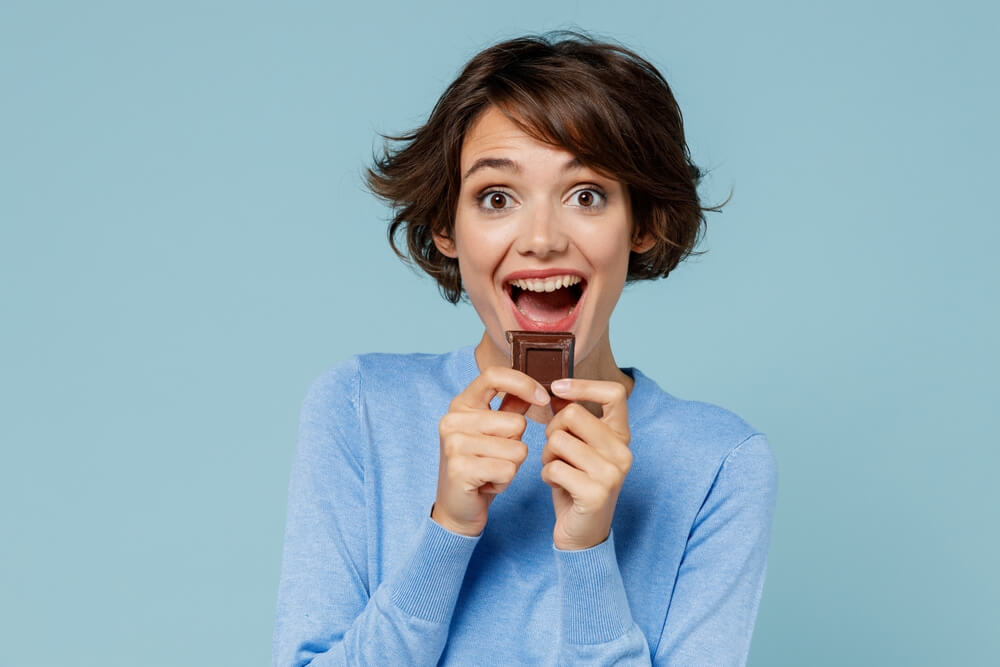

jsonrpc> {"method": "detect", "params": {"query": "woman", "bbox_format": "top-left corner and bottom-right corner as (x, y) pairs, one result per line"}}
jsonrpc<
(273, 30), (777, 666)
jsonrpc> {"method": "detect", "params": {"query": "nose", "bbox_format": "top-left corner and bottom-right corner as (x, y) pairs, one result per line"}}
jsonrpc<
(514, 203), (568, 258)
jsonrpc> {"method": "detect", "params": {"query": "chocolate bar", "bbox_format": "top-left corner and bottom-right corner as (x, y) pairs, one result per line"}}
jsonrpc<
(506, 330), (574, 392)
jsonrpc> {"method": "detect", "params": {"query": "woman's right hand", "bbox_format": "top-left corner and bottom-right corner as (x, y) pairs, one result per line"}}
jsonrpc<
(430, 366), (550, 537)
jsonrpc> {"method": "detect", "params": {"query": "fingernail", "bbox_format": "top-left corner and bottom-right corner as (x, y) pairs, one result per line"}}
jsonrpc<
(550, 379), (570, 394)
(535, 387), (550, 403)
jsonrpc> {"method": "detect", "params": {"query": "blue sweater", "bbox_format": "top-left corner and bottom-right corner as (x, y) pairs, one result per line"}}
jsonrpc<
(272, 346), (777, 665)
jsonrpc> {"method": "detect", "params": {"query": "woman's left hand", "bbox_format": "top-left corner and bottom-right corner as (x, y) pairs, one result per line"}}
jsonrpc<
(540, 378), (633, 551)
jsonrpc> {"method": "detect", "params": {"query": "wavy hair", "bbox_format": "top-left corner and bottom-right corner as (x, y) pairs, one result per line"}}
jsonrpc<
(366, 30), (719, 303)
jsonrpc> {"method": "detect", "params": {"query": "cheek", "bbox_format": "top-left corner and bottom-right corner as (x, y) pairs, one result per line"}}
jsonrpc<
(453, 223), (512, 286)
(582, 226), (633, 277)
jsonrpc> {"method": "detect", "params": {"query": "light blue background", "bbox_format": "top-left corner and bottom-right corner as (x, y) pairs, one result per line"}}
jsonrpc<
(2, 1), (997, 665)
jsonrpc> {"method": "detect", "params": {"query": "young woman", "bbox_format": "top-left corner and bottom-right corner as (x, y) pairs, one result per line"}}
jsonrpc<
(273, 31), (777, 666)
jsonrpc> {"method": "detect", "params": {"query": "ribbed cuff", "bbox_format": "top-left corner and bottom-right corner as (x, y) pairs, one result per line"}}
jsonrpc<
(553, 531), (633, 644)
(389, 516), (481, 623)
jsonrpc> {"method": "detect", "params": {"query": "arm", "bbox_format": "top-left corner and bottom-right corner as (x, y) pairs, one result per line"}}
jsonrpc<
(543, 380), (652, 665)
(553, 532), (652, 665)
(271, 359), (479, 666)
(653, 433), (778, 666)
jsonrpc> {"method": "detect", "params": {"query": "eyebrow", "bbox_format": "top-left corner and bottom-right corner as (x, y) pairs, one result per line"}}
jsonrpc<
(462, 156), (583, 181)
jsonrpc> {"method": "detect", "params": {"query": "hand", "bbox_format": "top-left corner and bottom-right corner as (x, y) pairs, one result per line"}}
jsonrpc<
(540, 378), (633, 550)
(431, 366), (550, 537)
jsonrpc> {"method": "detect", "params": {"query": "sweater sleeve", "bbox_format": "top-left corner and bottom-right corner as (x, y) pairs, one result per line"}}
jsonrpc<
(653, 433), (778, 666)
(553, 532), (652, 665)
(271, 358), (480, 667)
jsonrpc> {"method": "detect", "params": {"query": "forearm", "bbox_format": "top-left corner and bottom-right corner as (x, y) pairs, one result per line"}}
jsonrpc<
(273, 517), (479, 666)
(653, 434), (778, 665)
(553, 531), (652, 666)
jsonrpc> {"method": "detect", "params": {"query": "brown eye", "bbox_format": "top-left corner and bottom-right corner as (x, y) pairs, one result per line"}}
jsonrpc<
(478, 190), (515, 214)
(570, 188), (605, 209)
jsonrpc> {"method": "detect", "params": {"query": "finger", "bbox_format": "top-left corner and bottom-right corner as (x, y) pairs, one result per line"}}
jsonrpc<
(541, 430), (618, 485)
(550, 395), (572, 415)
(441, 431), (529, 464)
(549, 378), (630, 438)
(453, 366), (550, 411)
(452, 455), (520, 493)
(546, 402), (604, 442)
(479, 481), (508, 495)
(440, 410), (527, 439)
(545, 403), (633, 469)
(541, 459), (599, 507)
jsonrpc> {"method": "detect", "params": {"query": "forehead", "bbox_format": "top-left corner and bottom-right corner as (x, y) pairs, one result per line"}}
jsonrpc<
(461, 107), (570, 165)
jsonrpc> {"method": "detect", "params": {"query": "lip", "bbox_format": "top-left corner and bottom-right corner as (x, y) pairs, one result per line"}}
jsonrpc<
(501, 268), (587, 332)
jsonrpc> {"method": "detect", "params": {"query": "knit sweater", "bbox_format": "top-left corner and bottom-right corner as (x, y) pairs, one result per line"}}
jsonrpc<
(272, 346), (777, 665)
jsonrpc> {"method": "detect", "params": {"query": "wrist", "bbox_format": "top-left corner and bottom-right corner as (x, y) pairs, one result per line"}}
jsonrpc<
(553, 530), (610, 551)
(430, 503), (484, 537)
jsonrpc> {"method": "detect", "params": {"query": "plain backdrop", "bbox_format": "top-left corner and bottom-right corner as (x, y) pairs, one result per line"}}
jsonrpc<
(2, 1), (997, 665)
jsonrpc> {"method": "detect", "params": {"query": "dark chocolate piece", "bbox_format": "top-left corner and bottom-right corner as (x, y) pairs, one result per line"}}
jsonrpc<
(506, 330), (574, 392)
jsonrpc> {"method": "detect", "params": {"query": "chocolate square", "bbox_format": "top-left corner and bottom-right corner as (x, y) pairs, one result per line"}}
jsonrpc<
(506, 330), (575, 392)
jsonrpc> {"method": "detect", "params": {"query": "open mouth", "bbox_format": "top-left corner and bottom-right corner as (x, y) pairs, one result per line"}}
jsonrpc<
(505, 274), (586, 330)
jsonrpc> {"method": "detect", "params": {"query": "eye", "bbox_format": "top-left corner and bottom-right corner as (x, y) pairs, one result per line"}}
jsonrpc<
(477, 189), (517, 214)
(568, 187), (607, 209)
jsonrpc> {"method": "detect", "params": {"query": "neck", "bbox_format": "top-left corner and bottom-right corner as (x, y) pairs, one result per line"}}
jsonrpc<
(474, 327), (633, 424)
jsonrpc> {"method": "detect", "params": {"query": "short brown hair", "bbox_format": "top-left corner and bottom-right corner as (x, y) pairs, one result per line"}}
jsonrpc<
(365, 30), (718, 304)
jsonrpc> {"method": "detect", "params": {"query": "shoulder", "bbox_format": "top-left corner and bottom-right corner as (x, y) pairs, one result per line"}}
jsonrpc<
(353, 350), (462, 395)
(673, 398), (775, 477)
(628, 368), (777, 486)
(303, 349), (465, 412)
(295, 350), (460, 461)
(302, 356), (360, 406)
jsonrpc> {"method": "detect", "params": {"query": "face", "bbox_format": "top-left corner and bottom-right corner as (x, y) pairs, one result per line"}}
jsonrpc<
(434, 106), (653, 371)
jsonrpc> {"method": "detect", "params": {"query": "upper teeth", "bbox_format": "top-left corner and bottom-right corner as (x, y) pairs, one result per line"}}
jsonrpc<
(509, 275), (583, 292)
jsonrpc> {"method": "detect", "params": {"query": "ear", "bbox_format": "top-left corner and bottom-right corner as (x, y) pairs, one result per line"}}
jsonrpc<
(433, 231), (458, 258)
(631, 231), (656, 254)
